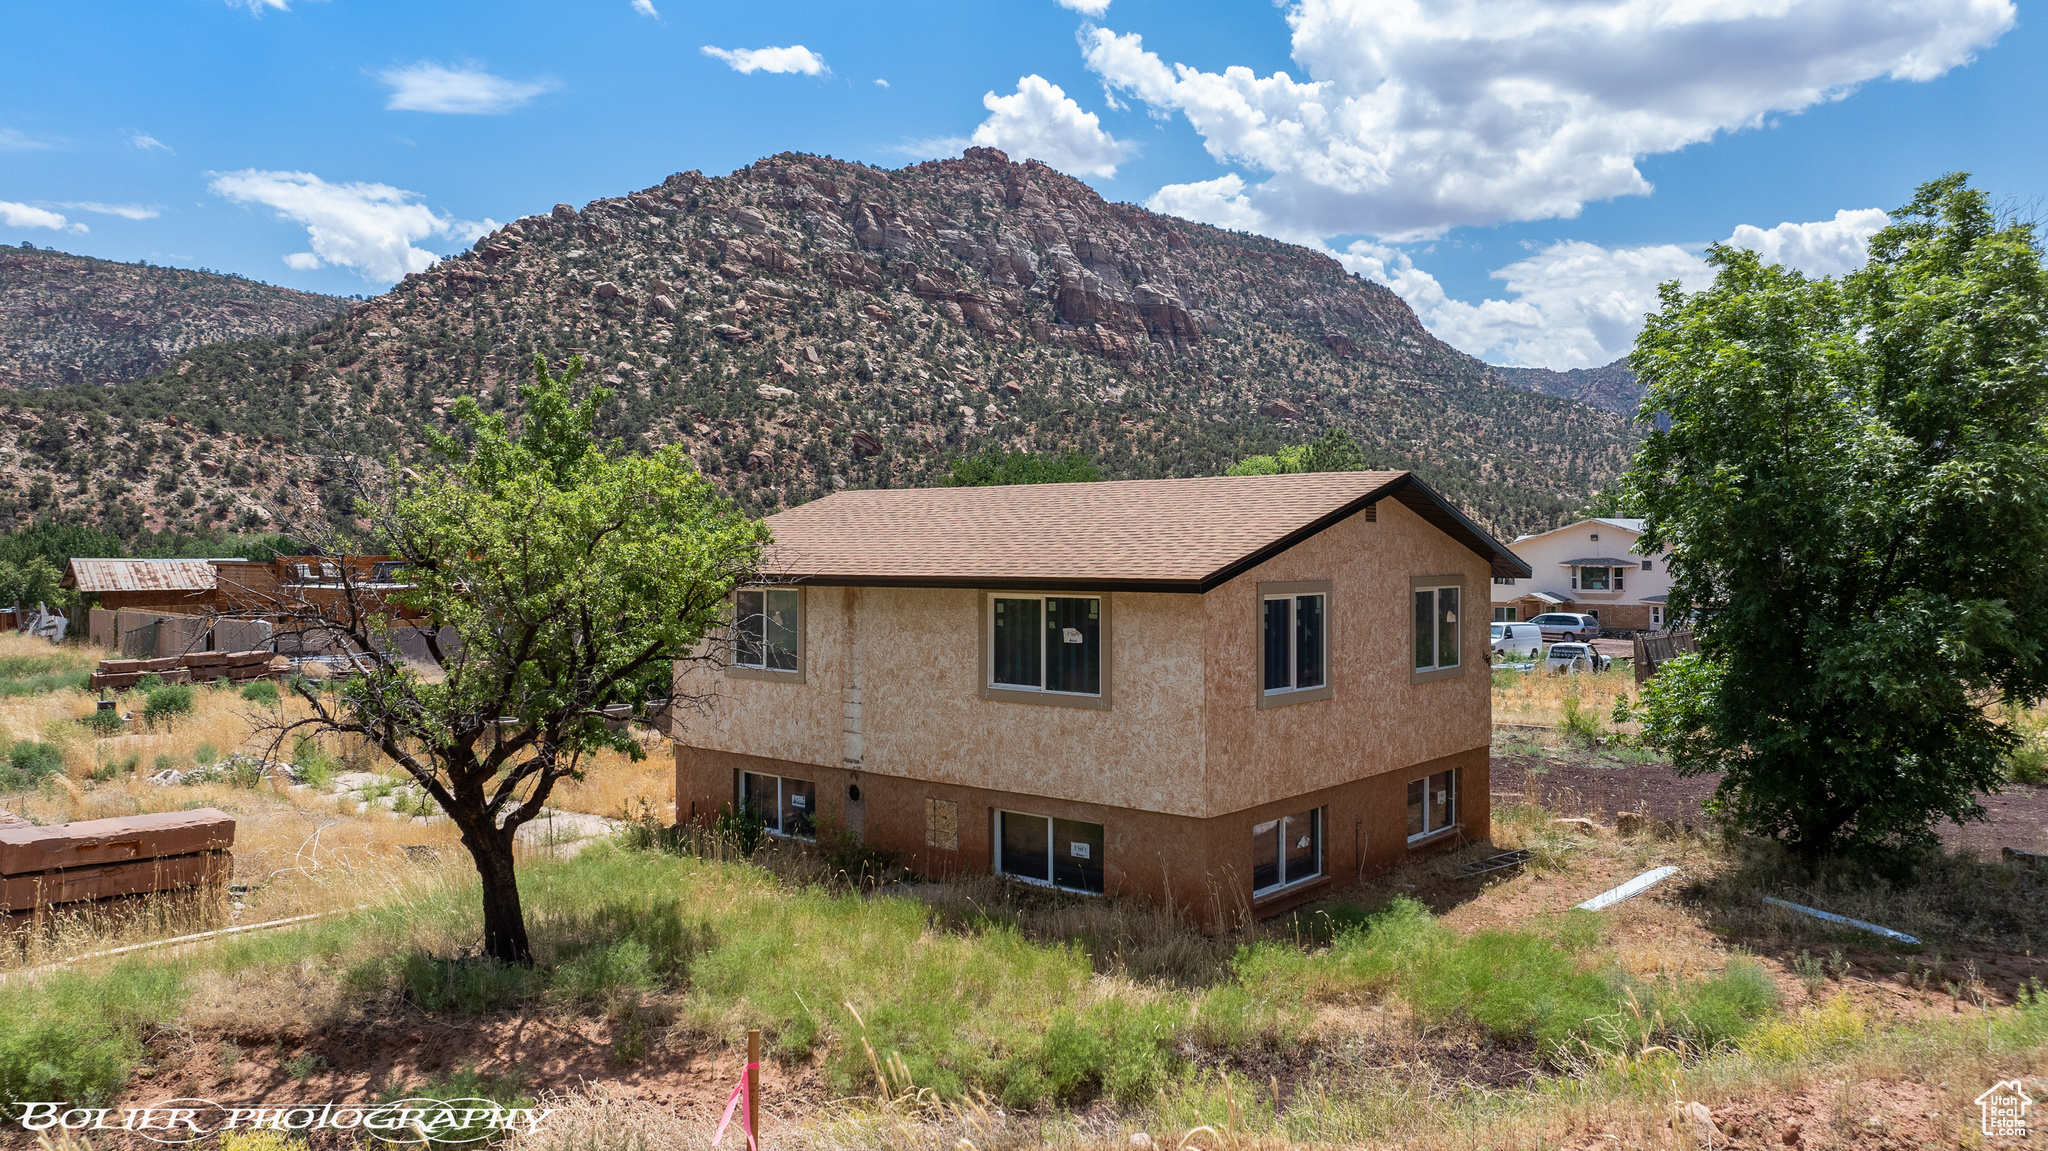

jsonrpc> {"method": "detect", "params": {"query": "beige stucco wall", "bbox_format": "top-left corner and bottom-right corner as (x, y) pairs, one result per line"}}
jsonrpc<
(1199, 497), (1492, 816)
(674, 497), (1492, 823)
(1495, 519), (1670, 615)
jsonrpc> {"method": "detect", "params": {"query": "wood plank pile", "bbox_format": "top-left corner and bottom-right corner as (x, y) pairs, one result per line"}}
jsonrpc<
(88, 649), (280, 691)
(0, 808), (234, 913)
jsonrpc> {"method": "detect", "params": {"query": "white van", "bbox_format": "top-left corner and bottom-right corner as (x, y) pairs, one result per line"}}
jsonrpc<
(1490, 622), (1542, 659)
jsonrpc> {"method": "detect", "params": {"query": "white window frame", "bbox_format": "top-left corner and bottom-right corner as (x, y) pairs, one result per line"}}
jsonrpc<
(730, 586), (804, 683)
(980, 593), (1111, 710)
(1651, 605), (1664, 628)
(1613, 566), (1625, 592)
(739, 771), (816, 840)
(1406, 770), (1458, 843)
(992, 809), (1104, 895)
(1579, 565), (1610, 591)
(1252, 808), (1324, 898)
(1411, 577), (1465, 683)
(1258, 580), (1332, 708)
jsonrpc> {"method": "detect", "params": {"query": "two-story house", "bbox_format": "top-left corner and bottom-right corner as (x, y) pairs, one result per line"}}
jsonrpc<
(672, 471), (1530, 924)
(1491, 518), (1672, 632)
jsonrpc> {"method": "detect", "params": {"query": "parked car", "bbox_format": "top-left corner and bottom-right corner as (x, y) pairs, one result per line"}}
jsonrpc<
(1529, 612), (1602, 641)
(1490, 622), (1542, 659)
(1545, 642), (1611, 674)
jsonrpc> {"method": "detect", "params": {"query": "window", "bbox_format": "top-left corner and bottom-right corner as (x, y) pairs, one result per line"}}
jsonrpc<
(1252, 808), (1322, 896)
(732, 588), (802, 680)
(740, 771), (816, 838)
(983, 594), (1110, 708)
(1493, 607), (1517, 622)
(1650, 606), (1664, 628)
(1613, 566), (1624, 592)
(1406, 770), (1457, 841)
(1640, 560), (1653, 571)
(1492, 576), (1517, 586)
(1580, 566), (1610, 591)
(995, 810), (1104, 893)
(1412, 579), (1462, 679)
(1258, 581), (1330, 706)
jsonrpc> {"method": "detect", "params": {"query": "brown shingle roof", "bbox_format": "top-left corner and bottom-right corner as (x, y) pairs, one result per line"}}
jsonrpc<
(760, 471), (1529, 590)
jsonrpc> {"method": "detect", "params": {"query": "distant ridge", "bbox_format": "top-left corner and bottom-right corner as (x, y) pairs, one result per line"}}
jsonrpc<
(1493, 358), (1643, 418)
(0, 246), (347, 388)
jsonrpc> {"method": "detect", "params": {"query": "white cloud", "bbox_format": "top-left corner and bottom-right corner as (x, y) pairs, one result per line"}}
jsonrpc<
(208, 169), (476, 283)
(874, 78), (890, 88)
(1057, 0), (1112, 14)
(1344, 209), (1892, 369)
(631, 0), (658, 14)
(0, 128), (56, 152)
(970, 75), (1129, 178)
(61, 202), (160, 220)
(0, 202), (85, 234)
(1728, 208), (1891, 279)
(129, 133), (172, 153)
(380, 63), (559, 114)
(700, 45), (828, 76)
(227, 0), (290, 13)
(1087, 0), (2012, 240)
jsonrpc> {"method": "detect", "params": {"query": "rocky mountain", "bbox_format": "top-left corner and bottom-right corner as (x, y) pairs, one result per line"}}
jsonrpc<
(0, 149), (1635, 544)
(0, 246), (347, 388)
(1493, 358), (1644, 417)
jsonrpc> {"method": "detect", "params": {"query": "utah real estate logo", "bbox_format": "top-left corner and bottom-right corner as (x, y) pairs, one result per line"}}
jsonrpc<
(1977, 1079), (2033, 1139)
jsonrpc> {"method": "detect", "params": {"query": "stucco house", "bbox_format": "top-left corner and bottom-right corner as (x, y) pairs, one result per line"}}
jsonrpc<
(1491, 517), (1672, 632)
(672, 471), (1530, 924)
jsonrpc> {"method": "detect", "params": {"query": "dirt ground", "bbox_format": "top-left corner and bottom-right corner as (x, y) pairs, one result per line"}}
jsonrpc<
(1492, 750), (2048, 857)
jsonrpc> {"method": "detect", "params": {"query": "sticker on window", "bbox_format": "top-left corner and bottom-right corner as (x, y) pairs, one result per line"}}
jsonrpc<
(1062, 628), (1083, 644)
(1296, 835), (1311, 849)
(1069, 842), (1090, 859)
(792, 795), (808, 808)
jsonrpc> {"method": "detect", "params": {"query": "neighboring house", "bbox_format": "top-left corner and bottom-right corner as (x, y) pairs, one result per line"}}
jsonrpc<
(1490, 518), (1672, 632)
(64, 556), (422, 656)
(673, 471), (1530, 925)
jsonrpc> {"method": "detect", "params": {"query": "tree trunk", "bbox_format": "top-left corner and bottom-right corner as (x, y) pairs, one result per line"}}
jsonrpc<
(467, 826), (532, 964)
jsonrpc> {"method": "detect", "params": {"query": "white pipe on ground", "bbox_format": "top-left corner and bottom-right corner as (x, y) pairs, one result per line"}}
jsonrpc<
(1761, 896), (1921, 945)
(1576, 865), (1680, 911)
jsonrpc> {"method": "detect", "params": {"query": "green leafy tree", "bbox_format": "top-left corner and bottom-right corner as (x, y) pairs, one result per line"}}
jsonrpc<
(943, 447), (1101, 486)
(1225, 427), (1368, 476)
(1624, 174), (2048, 859)
(265, 355), (767, 961)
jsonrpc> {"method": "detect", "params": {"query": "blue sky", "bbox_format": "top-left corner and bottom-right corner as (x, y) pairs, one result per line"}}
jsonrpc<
(3, 0), (2038, 368)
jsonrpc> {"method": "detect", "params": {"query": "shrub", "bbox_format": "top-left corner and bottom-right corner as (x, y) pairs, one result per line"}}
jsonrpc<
(714, 801), (768, 857)
(0, 1016), (134, 1111)
(374, 1065), (533, 1148)
(194, 742), (220, 765)
(142, 683), (196, 729)
(240, 680), (281, 707)
(80, 706), (124, 736)
(1558, 682), (1602, 746)
(0, 741), (65, 790)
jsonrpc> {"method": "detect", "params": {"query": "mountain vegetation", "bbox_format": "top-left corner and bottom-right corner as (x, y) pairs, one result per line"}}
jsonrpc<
(1494, 357), (1643, 416)
(0, 244), (346, 388)
(0, 150), (1637, 545)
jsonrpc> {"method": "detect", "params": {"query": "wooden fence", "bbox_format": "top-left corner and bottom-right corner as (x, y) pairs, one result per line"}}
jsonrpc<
(1633, 630), (1699, 684)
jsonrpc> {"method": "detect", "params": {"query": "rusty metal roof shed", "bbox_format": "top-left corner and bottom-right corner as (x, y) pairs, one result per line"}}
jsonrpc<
(61, 558), (219, 594)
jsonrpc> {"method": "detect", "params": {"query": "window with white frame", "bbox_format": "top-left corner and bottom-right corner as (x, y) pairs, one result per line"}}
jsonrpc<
(740, 771), (816, 838)
(1252, 808), (1322, 895)
(1613, 566), (1625, 592)
(1651, 605), (1664, 628)
(734, 588), (800, 673)
(1262, 591), (1326, 695)
(1412, 584), (1461, 673)
(995, 810), (1104, 893)
(1579, 565), (1610, 591)
(990, 595), (1101, 696)
(1406, 769), (1457, 841)
(1492, 576), (1518, 586)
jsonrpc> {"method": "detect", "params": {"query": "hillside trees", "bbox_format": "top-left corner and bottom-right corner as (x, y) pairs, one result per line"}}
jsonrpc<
(1624, 174), (2048, 859)
(258, 355), (767, 961)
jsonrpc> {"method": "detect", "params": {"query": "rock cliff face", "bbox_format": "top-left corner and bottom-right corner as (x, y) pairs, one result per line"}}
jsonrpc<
(0, 149), (1634, 542)
(0, 247), (346, 388)
(1494, 358), (1644, 418)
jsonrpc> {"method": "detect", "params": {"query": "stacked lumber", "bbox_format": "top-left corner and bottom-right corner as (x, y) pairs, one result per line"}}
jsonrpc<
(0, 808), (234, 912)
(180, 649), (277, 683)
(88, 649), (275, 691)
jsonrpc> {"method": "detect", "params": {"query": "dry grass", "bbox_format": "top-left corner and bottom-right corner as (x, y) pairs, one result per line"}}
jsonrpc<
(1491, 659), (1642, 738)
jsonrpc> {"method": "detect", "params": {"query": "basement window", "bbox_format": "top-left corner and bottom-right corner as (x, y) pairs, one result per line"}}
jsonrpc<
(1252, 807), (1322, 897)
(1407, 770), (1458, 842)
(740, 771), (816, 839)
(995, 810), (1104, 894)
(732, 587), (803, 681)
